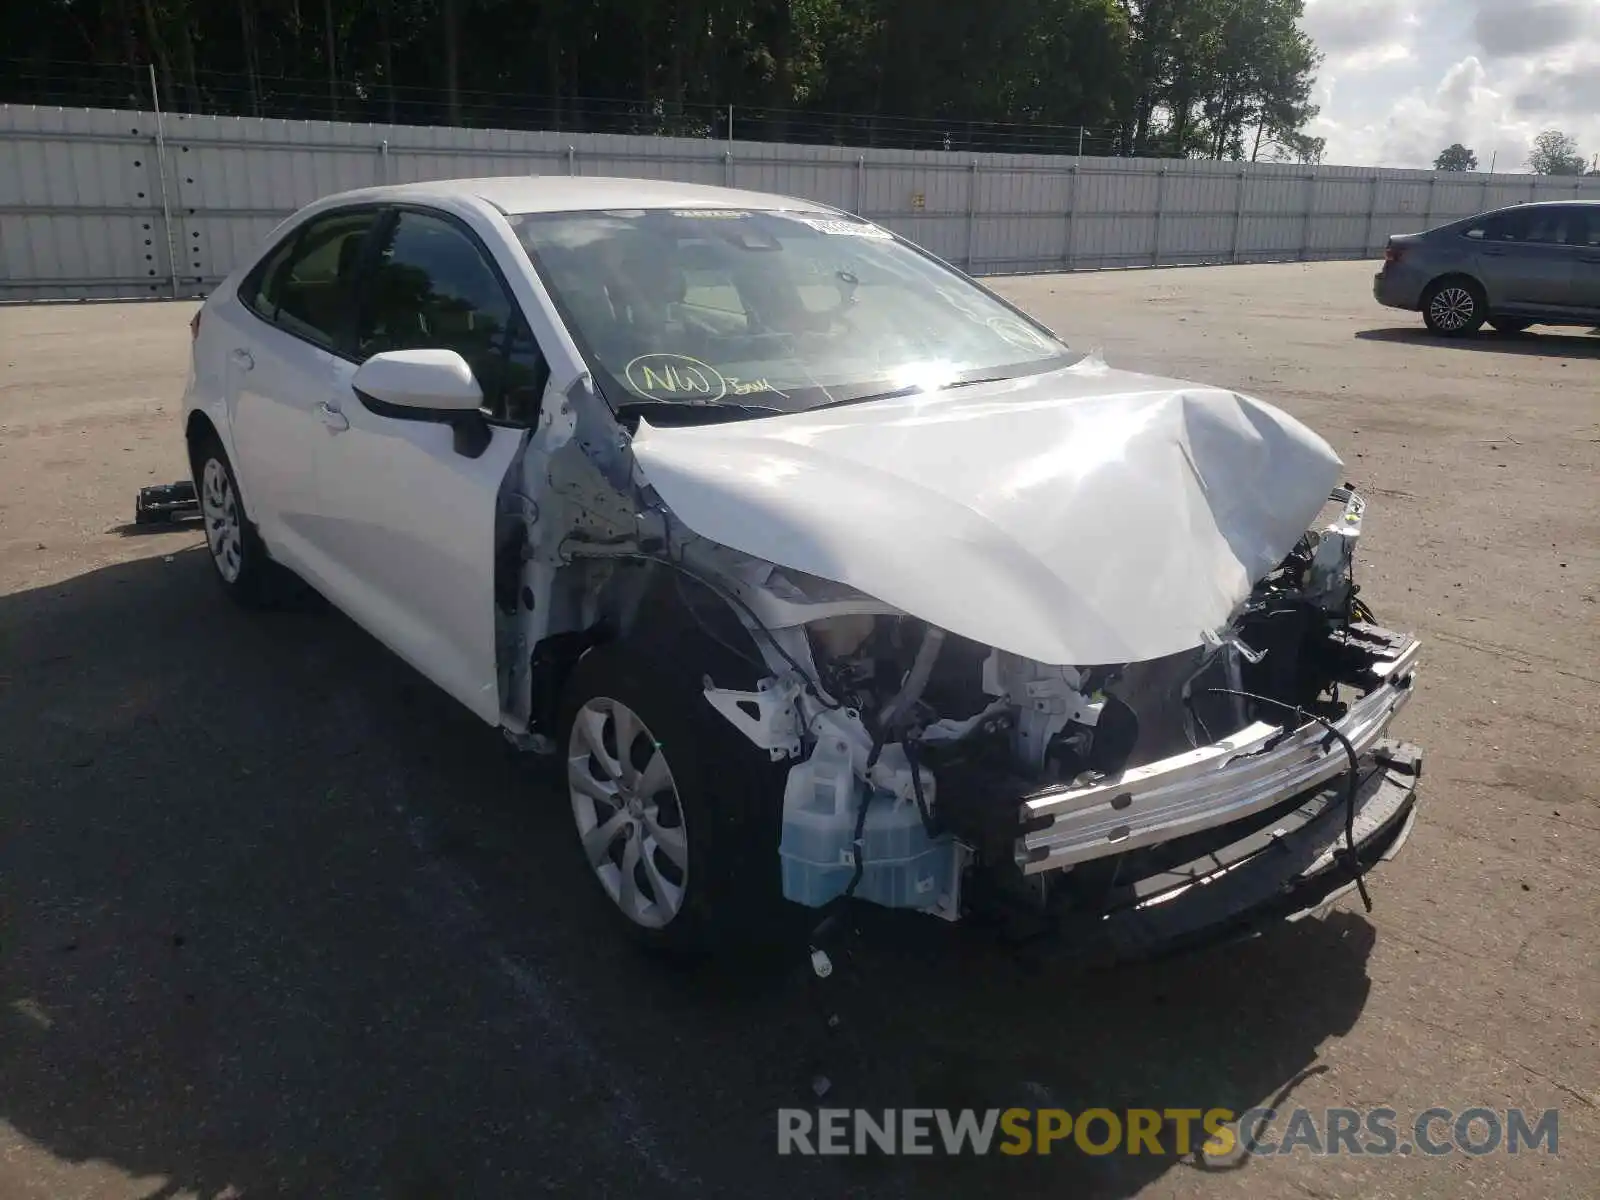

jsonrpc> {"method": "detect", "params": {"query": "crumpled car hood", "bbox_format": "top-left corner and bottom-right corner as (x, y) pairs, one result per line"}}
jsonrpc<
(630, 357), (1343, 665)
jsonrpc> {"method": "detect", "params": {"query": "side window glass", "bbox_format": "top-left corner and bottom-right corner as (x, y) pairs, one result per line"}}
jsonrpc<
(476, 311), (551, 425)
(269, 210), (378, 348)
(243, 231), (300, 318)
(1580, 209), (1600, 248)
(1484, 211), (1529, 242)
(355, 209), (546, 420)
(1523, 211), (1570, 245)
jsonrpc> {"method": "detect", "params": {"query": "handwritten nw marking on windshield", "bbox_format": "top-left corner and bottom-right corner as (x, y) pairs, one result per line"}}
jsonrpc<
(625, 354), (728, 401)
(624, 353), (789, 403)
(726, 376), (790, 399)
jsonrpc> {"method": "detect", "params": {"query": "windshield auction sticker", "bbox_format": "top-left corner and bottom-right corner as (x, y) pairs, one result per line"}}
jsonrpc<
(624, 353), (729, 401)
(797, 217), (892, 239)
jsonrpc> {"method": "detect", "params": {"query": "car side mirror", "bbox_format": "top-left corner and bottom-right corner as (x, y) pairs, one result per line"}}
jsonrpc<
(352, 349), (492, 458)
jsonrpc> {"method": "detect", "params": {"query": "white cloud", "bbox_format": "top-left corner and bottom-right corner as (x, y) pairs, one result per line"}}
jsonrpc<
(1337, 42), (1414, 73)
(1300, 0), (1600, 169)
(1302, 0), (1422, 53)
(1471, 0), (1596, 60)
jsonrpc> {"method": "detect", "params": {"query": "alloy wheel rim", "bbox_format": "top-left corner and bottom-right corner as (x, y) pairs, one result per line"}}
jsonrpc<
(200, 458), (244, 582)
(1429, 287), (1475, 331)
(567, 697), (689, 929)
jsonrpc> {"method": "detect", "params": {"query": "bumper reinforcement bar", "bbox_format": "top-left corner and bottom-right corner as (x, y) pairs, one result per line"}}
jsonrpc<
(1017, 633), (1421, 874)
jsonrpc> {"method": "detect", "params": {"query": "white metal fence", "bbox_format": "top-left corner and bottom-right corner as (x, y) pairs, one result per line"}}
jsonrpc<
(4, 104), (1598, 301)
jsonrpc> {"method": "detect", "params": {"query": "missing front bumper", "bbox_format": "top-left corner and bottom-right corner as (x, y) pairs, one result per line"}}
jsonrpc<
(1085, 738), (1421, 959)
(1017, 627), (1420, 874)
(981, 739), (1422, 961)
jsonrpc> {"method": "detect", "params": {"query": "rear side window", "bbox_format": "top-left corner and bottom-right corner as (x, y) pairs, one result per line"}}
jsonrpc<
(1480, 210), (1531, 242)
(245, 233), (299, 314)
(1478, 208), (1583, 246)
(241, 208), (379, 348)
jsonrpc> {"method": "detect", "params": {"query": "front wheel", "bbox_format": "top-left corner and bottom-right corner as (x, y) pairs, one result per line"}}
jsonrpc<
(1422, 279), (1486, 336)
(559, 640), (788, 954)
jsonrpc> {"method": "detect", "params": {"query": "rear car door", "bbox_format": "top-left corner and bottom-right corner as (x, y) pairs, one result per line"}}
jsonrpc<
(226, 207), (380, 572)
(1472, 207), (1579, 311)
(310, 206), (550, 724)
(1568, 206), (1600, 316)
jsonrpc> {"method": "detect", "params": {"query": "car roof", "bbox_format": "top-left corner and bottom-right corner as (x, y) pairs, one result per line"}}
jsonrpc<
(318, 175), (826, 217)
(1489, 199), (1600, 211)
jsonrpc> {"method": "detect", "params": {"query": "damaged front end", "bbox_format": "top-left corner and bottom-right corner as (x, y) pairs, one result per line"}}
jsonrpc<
(680, 488), (1422, 954)
(509, 359), (1423, 956)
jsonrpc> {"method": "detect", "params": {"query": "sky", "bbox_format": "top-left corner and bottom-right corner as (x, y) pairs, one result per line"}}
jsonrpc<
(1298, 0), (1600, 171)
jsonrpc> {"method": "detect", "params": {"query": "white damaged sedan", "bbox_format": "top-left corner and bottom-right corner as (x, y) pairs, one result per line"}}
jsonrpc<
(182, 176), (1422, 954)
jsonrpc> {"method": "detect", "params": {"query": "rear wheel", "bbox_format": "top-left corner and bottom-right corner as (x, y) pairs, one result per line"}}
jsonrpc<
(1422, 279), (1486, 336)
(193, 436), (277, 606)
(1486, 317), (1532, 334)
(559, 639), (788, 954)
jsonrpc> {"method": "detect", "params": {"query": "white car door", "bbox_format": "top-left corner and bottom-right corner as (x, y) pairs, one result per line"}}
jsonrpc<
(224, 207), (382, 574)
(309, 206), (550, 725)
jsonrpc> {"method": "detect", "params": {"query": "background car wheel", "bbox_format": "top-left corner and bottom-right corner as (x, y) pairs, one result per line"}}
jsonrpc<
(1422, 279), (1486, 336)
(559, 638), (789, 955)
(1486, 318), (1532, 334)
(192, 436), (279, 607)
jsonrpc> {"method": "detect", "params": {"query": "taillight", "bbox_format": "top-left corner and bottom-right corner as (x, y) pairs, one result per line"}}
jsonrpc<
(1383, 245), (1403, 266)
(190, 309), (202, 342)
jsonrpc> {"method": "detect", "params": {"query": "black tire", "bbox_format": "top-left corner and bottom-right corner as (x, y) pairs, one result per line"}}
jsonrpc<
(190, 434), (280, 607)
(1422, 278), (1486, 337)
(1486, 317), (1533, 334)
(558, 638), (789, 954)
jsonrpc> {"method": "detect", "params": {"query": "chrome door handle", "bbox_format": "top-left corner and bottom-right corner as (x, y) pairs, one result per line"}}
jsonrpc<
(230, 348), (255, 370)
(317, 401), (350, 432)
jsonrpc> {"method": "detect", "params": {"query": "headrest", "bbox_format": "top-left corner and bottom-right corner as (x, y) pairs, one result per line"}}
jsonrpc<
(337, 233), (364, 279)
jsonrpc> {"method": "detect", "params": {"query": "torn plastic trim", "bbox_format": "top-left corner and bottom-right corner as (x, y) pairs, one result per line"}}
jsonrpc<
(1018, 634), (1421, 874)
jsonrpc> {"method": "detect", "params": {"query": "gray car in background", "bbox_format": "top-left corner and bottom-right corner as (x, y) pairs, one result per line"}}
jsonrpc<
(1373, 200), (1600, 336)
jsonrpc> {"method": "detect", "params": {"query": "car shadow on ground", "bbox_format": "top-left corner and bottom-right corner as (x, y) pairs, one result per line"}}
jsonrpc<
(110, 515), (203, 538)
(1356, 326), (1600, 357)
(1, 548), (1379, 1200)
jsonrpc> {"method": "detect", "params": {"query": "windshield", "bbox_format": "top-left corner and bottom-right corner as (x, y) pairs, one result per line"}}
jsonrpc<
(512, 208), (1075, 418)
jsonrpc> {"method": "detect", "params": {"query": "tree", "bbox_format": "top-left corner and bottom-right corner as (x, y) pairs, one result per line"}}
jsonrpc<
(1120, 0), (1320, 160)
(1528, 129), (1585, 175)
(1433, 143), (1476, 172)
(0, 0), (1327, 155)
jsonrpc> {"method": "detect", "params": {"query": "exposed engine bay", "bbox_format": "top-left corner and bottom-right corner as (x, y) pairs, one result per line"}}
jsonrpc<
(491, 369), (1422, 945)
(674, 488), (1416, 925)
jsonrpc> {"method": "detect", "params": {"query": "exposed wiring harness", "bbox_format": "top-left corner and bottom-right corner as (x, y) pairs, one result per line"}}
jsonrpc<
(903, 739), (942, 839)
(672, 570), (767, 674)
(1193, 686), (1372, 912)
